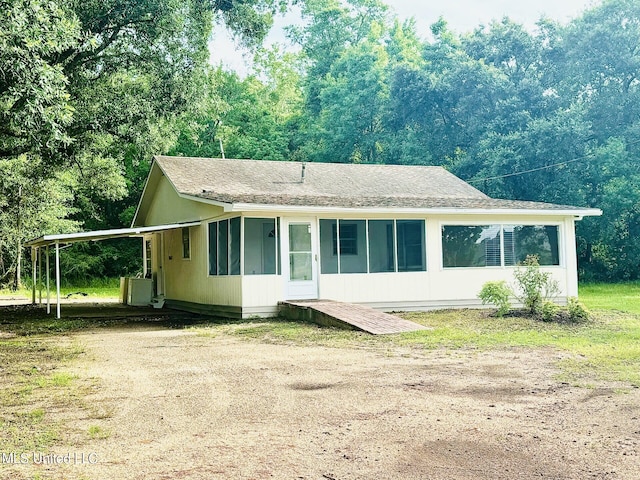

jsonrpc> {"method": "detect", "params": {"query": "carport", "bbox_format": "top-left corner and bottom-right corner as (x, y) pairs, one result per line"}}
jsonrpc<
(25, 222), (200, 319)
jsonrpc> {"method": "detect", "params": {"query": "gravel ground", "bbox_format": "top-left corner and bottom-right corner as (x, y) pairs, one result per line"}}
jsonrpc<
(12, 325), (640, 480)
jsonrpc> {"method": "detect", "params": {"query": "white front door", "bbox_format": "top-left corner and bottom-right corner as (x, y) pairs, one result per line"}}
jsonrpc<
(283, 219), (318, 300)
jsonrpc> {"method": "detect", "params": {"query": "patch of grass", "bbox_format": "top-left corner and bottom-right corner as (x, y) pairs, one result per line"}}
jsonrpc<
(60, 287), (119, 299)
(194, 308), (640, 388)
(579, 281), (640, 314)
(87, 425), (110, 440)
(204, 319), (382, 348)
(404, 310), (640, 387)
(0, 337), (86, 452)
(1, 277), (120, 300)
(35, 372), (77, 388)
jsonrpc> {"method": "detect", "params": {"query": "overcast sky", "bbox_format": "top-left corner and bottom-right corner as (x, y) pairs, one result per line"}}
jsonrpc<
(209, 0), (601, 74)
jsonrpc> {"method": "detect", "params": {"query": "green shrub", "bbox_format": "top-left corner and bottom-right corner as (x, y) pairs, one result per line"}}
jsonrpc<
(478, 281), (512, 317)
(567, 297), (590, 322)
(513, 255), (560, 314)
(541, 301), (560, 322)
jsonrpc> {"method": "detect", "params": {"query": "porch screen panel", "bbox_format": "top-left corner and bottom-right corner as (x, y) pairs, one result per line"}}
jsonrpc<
(208, 222), (217, 275)
(368, 220), (395, 273)
(230, 217), (241, 275)
(244, 218), (277, 275)
(504, 225), (560, 266)
(339, 220), (367, 273)
(320, 220), (338, 274)
(397, 220), (426, 272)
(276, 218), (281, 275)
(442, 225), (501, 268)
(217, 220), (229, 275)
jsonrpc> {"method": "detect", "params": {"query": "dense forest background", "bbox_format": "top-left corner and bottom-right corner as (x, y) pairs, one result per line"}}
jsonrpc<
(1, 0), (639, 287)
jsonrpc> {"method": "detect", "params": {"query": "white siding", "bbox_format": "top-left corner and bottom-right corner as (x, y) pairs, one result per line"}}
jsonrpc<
(319, 272), (429, 304)
(241, 276), (284, 308)
(153, 209), (581, 314)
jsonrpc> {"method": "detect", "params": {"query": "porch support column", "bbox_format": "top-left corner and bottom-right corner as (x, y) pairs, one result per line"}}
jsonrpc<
(31, 247), (37, 304)
(46, 246), (51, 315)
(38, 246), (42, 304)
(55, 241), (61, 319)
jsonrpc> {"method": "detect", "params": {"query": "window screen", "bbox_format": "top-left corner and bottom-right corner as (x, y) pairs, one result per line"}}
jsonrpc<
(397, 220), (426, 272)
(244, 218), (277, 275)
(368, 220), (395, 273)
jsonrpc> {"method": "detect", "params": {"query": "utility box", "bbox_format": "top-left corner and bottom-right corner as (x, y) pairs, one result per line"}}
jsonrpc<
(127, 278), (153, 306)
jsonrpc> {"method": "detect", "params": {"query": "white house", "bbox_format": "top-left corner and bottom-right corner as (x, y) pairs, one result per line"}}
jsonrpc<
(126, 155), (601, 318)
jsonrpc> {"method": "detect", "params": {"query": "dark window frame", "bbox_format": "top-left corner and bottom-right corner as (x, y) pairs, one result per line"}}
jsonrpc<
(243, 217), (280, 276)
(208, 217), (241, 277)
(320, 218), (426, 274)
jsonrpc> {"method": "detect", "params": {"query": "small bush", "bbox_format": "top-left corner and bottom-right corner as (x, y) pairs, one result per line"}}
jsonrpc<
(567, 297), (590, 322)
(541, 301), (560, 322)
(478, 281), (512, 317)
(513, 255), (560, 314)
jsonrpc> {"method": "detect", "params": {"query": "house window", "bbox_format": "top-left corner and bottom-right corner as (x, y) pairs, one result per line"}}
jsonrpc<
(230, 217), (241, 275)
(320, 219), (426, 274)
(319, 220), (338, 274)
(181, 227), (190, 259)
(504, 225), (560, 266)
(397, 220), (426, 272)
(442, 224), (560, 268)
(442, 225), (502, 268)
(368, 220), (395, 273)
(338, 220), (367, 273)
(208, 223), (217, 275)
(244, 218), (279, 275)
(217, 220), (229, 275)
(208, 217), (241, 276)
(320, 220), (367, 274)
(333, 223), (358, 255)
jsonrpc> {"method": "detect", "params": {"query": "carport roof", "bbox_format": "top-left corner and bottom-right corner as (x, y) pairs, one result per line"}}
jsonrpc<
(25, 221), (201, 248)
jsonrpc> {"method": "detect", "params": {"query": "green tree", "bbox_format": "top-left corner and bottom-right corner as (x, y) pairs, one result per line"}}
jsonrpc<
(1, 0), (289, 286)
(171, 53), (303, 161)
(0, 0), (79, 160)
(0, 156), (78, 288)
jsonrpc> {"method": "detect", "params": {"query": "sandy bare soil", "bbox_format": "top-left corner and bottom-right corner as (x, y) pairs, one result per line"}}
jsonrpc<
(10, 325), (640, 480)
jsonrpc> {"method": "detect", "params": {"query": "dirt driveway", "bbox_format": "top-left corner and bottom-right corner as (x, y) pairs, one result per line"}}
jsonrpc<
(18, 325), (640, 480)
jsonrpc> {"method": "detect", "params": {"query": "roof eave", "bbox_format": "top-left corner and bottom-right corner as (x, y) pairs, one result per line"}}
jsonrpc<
(225, 202), (603, 217)
(179, 193), (233, 211)
(25, 221), (202, 248)
(168, 192), (603, 218)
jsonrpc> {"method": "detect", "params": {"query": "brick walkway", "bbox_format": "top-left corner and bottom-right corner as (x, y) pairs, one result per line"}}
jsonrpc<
(281, 300), (430, 335)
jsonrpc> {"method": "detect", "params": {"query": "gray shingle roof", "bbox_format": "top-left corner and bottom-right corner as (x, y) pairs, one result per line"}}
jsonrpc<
(154, 156), (596, 213)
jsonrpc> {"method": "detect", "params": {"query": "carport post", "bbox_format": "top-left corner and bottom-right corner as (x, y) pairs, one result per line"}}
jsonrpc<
(55, 241), (61, 319)
(31, 247), (37, 304)
(38, 247), (42, 304)
(46, 246), (51, 315)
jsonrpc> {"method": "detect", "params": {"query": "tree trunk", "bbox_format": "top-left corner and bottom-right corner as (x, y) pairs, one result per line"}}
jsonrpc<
(14, 246), (21, 291)
(13, 185), (22, 291)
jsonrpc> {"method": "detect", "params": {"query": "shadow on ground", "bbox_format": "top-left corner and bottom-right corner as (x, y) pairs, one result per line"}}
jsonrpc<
(0, 303), (246, 336)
